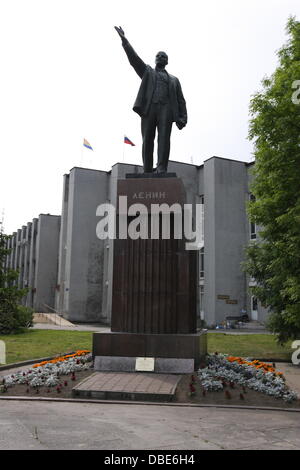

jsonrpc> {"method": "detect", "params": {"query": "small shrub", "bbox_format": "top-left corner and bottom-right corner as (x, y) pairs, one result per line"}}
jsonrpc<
(0, 305), (33, 334)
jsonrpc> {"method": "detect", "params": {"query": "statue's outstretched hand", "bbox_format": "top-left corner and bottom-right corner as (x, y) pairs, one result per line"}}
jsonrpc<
(114, 26), (126, 39)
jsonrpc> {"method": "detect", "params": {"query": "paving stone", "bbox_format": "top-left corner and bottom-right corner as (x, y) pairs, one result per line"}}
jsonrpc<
(275, 362), (300, 398)
(72, 371), (181, 402)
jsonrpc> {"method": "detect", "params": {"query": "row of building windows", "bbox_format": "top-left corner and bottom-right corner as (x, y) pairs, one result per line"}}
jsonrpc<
(198, 194), (256, 283)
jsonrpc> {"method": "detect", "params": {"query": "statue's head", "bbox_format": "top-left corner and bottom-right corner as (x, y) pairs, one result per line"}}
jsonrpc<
(155, 51), (168, 67)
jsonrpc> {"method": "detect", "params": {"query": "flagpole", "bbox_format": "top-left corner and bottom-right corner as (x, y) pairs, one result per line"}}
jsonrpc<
(123, 135), (125, 162)
(80, 139), (83, 167)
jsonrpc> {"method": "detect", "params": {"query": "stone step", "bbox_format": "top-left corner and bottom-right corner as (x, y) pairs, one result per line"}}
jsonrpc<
(33, 313), (75, 327)
(72, 371), (182, 402)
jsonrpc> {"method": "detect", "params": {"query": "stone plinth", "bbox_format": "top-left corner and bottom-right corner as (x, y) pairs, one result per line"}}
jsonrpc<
(111, 176), (197, 334)
(93, 330), (207, 372)
(93, 175), (207, 374)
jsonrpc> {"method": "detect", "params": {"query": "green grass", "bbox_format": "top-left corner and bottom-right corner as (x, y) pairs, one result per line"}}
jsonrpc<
(0, 330), (293, 365)
(0, 330), (93, 364)
(208, 333), (292, 361)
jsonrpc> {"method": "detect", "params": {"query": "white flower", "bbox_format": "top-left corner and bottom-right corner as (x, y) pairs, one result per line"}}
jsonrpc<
(45, 375), (59, 387)
(198, 354), (297, 402)
(29, 376), (44, 388)
(3, 375), (16, 387)
(201, 379), (223, 392)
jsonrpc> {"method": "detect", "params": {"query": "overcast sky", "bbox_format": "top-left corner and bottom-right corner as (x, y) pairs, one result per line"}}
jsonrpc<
(0, 0), (299, 234)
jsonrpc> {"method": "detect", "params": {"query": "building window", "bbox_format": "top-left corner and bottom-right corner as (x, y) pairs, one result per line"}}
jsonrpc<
(200, 247), (204, 278)
(250, 296), (258, 321)
(250, 221), (257, 240)
(251, 296), (258, 311)
(249, 194), (257, 239)
(199, 285), (204, 319)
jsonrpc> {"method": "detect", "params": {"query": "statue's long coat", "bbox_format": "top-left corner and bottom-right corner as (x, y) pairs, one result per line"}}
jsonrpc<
(122, 40), (187, 125)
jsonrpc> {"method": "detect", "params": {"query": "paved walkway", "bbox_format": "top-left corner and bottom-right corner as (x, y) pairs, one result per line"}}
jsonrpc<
(31, 323), (110, 332)
(0, 400), (299, 450)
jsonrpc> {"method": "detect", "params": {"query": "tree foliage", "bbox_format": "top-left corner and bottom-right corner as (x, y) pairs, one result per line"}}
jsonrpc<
(0, 232), (33, 334)
(244, 17), (300, 343)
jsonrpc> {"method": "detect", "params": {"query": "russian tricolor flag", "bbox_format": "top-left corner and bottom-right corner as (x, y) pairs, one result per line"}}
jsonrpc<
(124, 136), (135, 146)
(83, 138), (93, 150)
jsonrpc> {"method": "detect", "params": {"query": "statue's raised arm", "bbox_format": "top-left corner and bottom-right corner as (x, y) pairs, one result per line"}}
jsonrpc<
(114, 26), (146, 79)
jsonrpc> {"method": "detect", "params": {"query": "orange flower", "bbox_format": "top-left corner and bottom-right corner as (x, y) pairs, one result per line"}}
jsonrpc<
(226, 356), (281, 375)
(32, 350), (91, 368)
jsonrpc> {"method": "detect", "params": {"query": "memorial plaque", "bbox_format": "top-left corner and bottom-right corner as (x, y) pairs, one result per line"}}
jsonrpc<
(226, 299), (238, 304)
(135, 357), (155, 372)
(217, 295), (230, 300)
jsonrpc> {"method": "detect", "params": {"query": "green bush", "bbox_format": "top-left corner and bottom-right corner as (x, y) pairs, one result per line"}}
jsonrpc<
(16, 304), (34, 329)
(0, 304), (34, 334)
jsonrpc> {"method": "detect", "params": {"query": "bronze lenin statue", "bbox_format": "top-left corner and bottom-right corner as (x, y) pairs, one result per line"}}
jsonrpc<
(115, 26), (187, 174)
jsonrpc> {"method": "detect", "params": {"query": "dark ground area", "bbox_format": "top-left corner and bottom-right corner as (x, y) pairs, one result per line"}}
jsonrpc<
(1, 368), (299, 409)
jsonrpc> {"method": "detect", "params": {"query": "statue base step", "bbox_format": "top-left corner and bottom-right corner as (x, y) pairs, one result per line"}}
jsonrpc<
(93, 330), (207, 373)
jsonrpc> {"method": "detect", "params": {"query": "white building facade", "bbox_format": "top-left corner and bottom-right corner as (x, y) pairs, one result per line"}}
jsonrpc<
(5, 157), (267, 326)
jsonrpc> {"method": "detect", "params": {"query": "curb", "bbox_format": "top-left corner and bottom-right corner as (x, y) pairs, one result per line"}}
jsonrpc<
(0, 395), (299, 412)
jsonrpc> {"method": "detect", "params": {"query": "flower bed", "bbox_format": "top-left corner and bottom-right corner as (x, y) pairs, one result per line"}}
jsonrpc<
(1, 351), (299, 407)
(225, 356), (282, 375)
(197, 354), (297, 403)
(0, 350), (92, 394)
(32, 350), (91, 368)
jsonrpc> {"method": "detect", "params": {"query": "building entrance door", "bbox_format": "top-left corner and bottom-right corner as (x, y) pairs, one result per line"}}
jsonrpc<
(251, 296), (258, 321)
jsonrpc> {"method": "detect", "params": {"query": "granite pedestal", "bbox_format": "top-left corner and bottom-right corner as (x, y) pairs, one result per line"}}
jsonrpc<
(93, 175), (207, 374)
